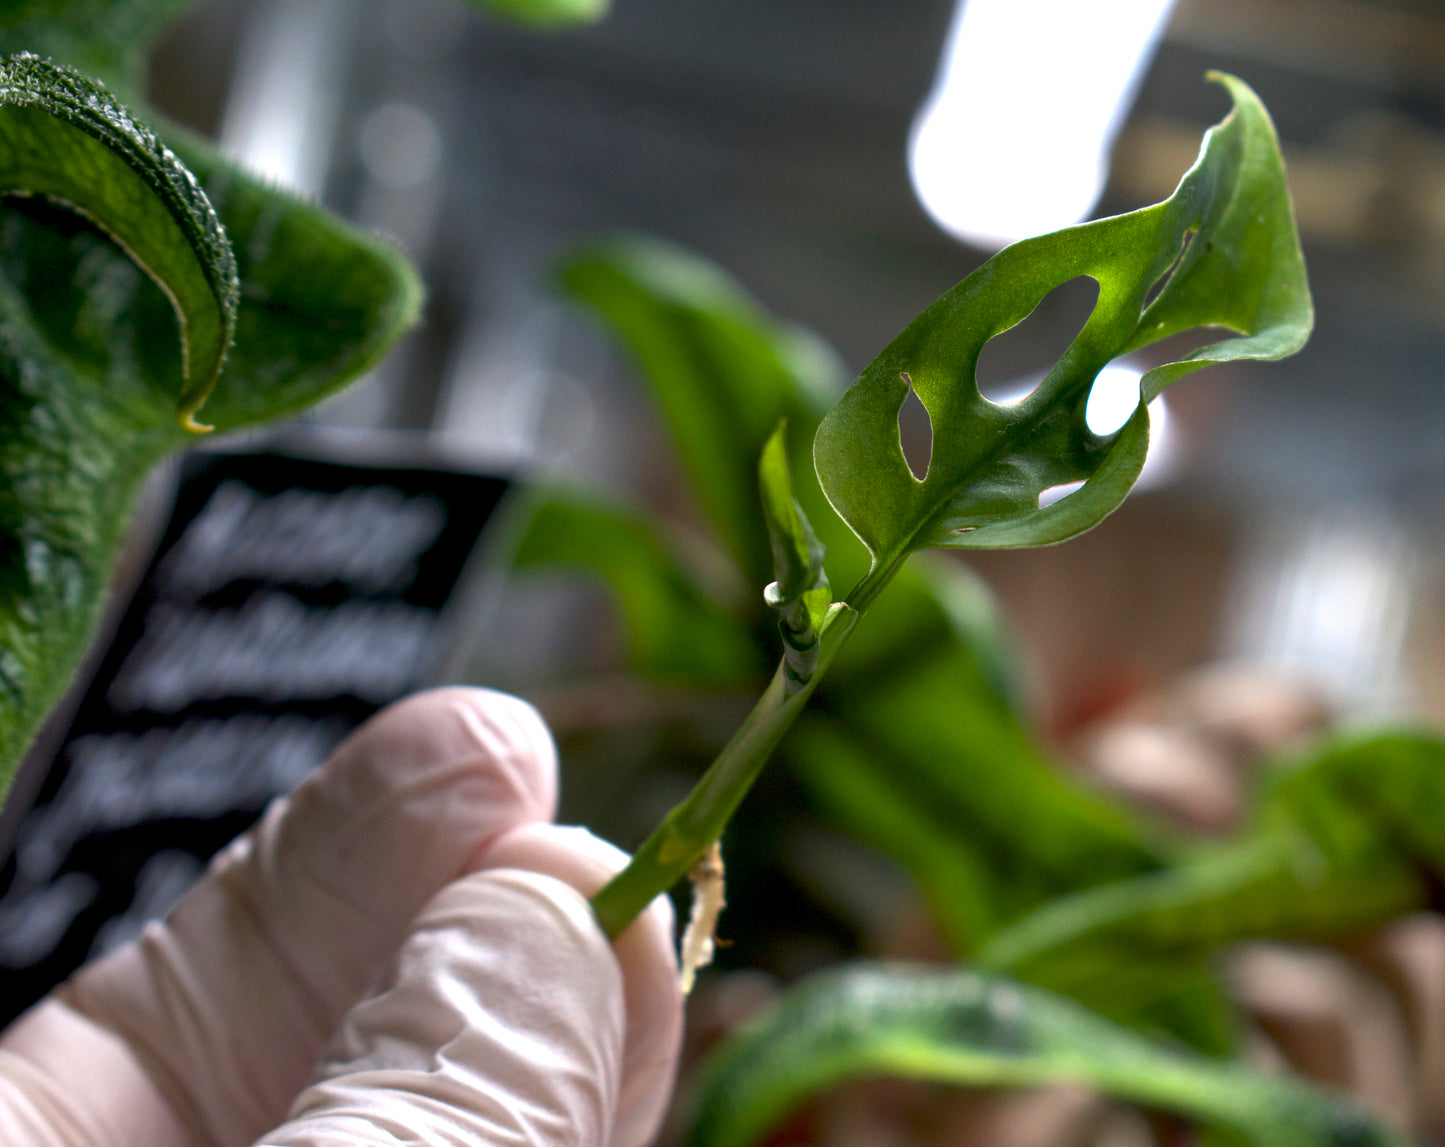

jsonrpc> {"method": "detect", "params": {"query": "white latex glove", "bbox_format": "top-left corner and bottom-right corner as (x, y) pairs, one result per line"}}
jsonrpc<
(0, 688), (683, 1147)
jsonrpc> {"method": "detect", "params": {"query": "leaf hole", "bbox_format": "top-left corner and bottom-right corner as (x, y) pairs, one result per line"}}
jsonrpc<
(897, 373), (933, 481)
(975, 276), (1099, 405)
(1142, 228), (1196, 313)
(1039, 480), (1085, 508)
(1085, 365), (1143, 437)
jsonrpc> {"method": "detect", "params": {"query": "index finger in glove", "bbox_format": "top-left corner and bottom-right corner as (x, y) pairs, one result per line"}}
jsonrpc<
(4, 687), (557, 1147)
(263, 824), (681, 1147)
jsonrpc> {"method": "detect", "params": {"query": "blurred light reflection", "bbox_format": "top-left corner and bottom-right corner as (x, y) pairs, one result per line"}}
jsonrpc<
(909, 0), (1176, 249)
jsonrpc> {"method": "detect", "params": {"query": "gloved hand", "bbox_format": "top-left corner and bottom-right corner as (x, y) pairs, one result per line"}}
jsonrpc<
(0, 687), (683, 1147)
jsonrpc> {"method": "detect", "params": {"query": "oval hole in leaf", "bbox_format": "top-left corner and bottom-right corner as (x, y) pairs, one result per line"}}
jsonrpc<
(1085, 364), (1143, 437)
(897, 374), (933, 480)
(975, 275), (1099, 405)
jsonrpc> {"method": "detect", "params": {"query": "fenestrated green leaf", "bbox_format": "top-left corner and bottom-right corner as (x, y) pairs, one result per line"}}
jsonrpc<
(975, 732), (1445, 1034)
(463, 0), (610, 27)
(0, 53), (238, 428)
(511, 488), (761, 686)
(559, 236), (849, 590)
(688, 964), (1403, 1147)
(816, 73), (1310, 589)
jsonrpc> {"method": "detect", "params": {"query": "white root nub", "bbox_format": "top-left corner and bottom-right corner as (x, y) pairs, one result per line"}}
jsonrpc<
(679, 839), (726, 994)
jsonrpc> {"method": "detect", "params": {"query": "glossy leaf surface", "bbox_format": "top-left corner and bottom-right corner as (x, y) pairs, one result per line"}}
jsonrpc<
(816, 74), (1310, 591)
(758, 420), (829, 685)
(689, 965), (1404, 1147)
(759, 420), (827, 615)
(0, 53), (238, 427)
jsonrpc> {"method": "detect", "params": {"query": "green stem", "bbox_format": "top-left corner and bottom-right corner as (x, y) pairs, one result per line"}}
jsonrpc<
(590, 603), (858, 938)
(841, 553), (905, 617)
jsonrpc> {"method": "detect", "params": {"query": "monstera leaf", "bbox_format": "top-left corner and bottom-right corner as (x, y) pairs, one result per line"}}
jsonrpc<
(688, 965), (1407, 1147)
(816, 73), (1310, 607)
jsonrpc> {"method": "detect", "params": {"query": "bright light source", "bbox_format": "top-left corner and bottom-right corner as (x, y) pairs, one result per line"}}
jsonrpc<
(909, 0), (1176, 249)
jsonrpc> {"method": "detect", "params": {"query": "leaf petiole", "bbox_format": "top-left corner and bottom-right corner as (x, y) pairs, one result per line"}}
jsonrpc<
(590, 602), (857, 938)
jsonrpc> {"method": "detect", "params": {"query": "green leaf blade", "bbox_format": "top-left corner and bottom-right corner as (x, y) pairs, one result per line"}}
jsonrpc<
(759, 419), (826, 609)
(972, 732), (1445, 1046)
(510, 488), (761, 686)
(816, 73), (1311, 580)
(559, 235), (847, 589)
(168, 134), (422, 431)
(0, 127), (421, 789)
(0, 53), (239, 428)
(463, 0), (610, 27)
(688, 965), (1406, 1147)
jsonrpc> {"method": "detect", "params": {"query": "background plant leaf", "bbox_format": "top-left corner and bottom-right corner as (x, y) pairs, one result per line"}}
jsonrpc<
(815, 73), (1311, 583)
(791, 628), (1166, 955)
(0, 53), (238, 427)
(688, 964), (1404, 1147)
(167, 134), (421, 429)
(0, 0), (195, 102)
(510, 488), (761, 686)
(559, 235), (851, 592)
(462, 0), (610, 27)
(975, 731), (1445, 1040)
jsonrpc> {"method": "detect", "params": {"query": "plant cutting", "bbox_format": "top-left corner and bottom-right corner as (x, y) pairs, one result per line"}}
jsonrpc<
(583, 71), (1313, 942)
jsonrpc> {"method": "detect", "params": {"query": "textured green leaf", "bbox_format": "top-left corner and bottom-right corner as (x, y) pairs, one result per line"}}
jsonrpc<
(0, 0), (194, 101)
(976, 732), (1445, 1033)
(816, 74), (1310, 593)
(463, 0), (610, 27)
(0, 53), (238, 428)
(688, 965), (1403, 1147)
(559, 236), (849, 590)
(168, 135), (421, 430)
(510, 489), (761, 686)
(0, 136), (419, 789)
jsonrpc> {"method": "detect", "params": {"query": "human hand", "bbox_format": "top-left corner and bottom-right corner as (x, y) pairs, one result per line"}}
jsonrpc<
(0, 687), (683, 1147)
